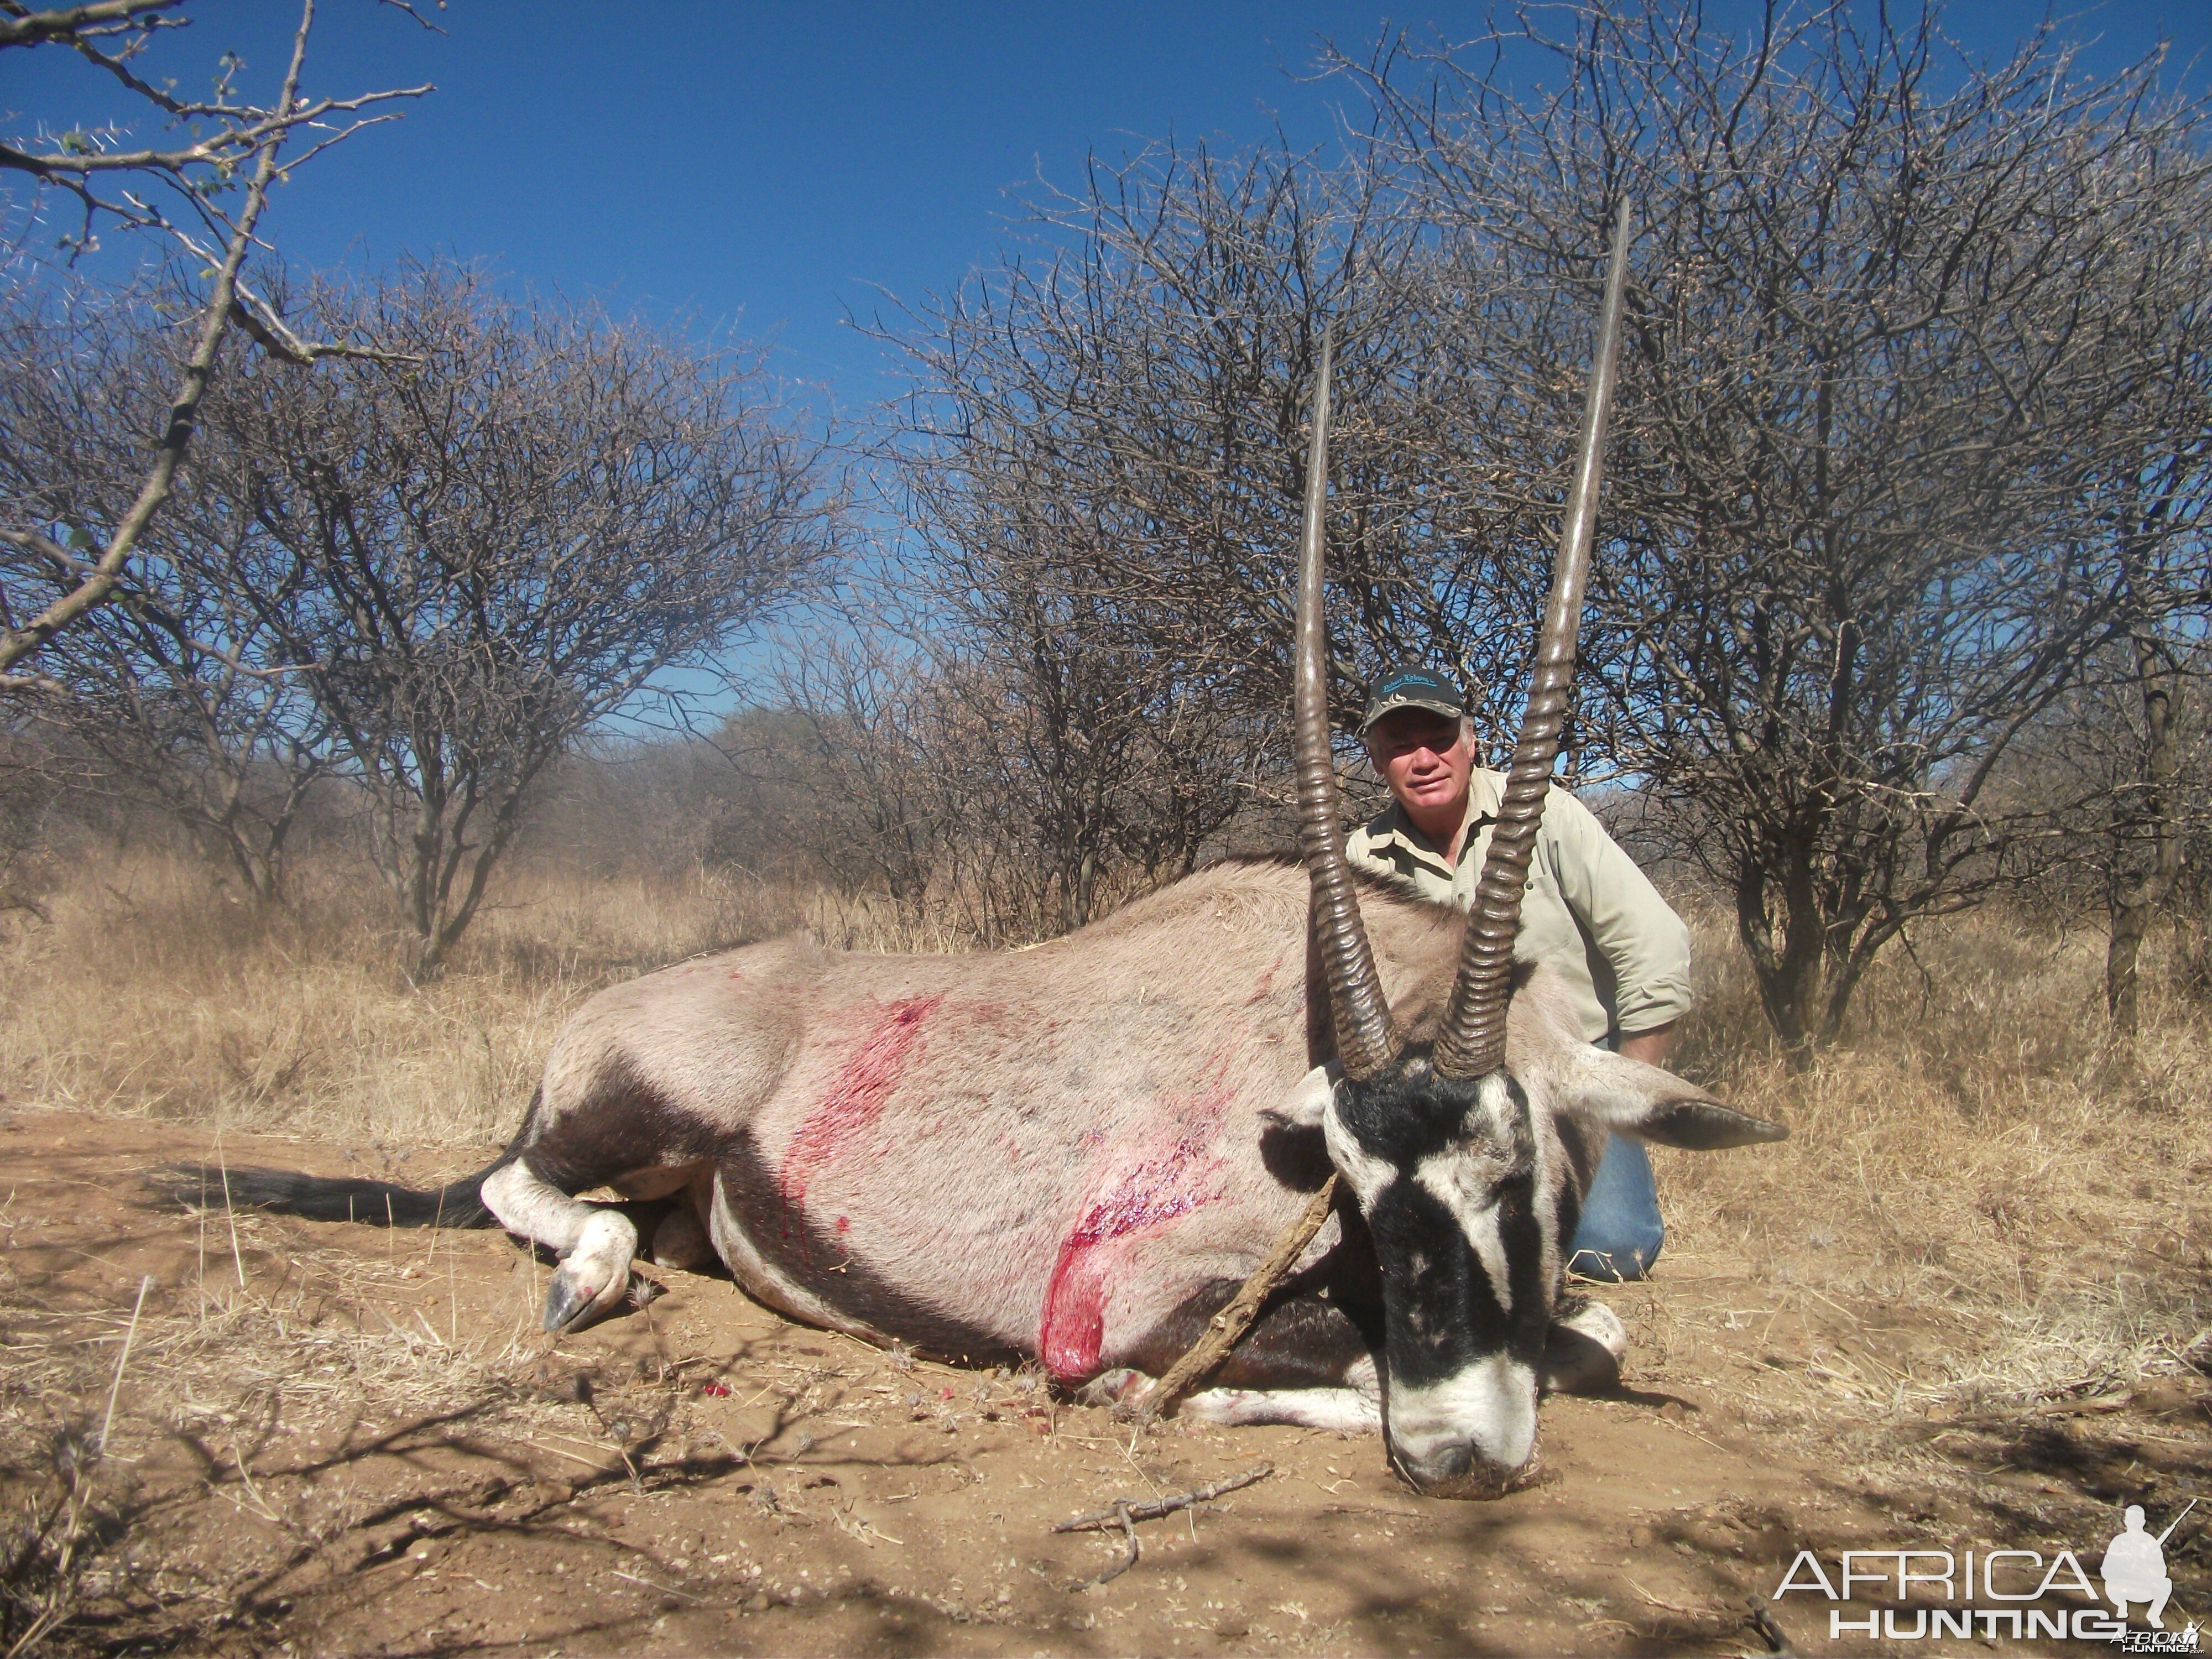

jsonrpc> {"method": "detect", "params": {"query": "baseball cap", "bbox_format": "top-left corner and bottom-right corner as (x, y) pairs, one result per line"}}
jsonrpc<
(1358, 664), (1468, 736)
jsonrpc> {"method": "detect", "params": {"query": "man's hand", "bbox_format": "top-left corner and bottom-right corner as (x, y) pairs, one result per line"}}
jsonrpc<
(1618, 1021), (1678, 1068)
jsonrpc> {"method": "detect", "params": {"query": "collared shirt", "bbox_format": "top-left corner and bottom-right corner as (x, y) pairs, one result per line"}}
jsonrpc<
(1344, 769), (1693, 1044)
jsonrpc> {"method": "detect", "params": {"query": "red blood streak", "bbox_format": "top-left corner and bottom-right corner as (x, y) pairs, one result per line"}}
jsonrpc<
(1039, 1096), (1230, 1381)
(1245, 943), (1294, 1005)
(781, 995), (942, 1209)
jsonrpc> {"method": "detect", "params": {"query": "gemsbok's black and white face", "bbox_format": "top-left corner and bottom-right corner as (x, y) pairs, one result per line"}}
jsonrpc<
(1336, 1062), (1559, 1491)
(1280, 202), (1785, 1496)
(1267, 1025), (1783, 1496)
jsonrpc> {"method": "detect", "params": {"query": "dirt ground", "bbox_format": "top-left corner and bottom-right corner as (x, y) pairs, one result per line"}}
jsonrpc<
(3, 1107), (2206, 1657)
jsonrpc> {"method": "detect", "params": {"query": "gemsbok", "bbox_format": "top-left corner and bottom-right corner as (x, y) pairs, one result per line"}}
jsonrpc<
(180, 201), (1787, 1498)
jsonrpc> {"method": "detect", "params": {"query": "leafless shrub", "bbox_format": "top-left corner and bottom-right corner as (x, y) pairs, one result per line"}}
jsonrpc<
(207, 260), (842, 977)
(743, 615), (958, 922)
(2, 283), (340, 904)
(874, 141), (1540, 925)
(1999, 641), (2212, 1030)
(11, 258), (843, 973)
(1340, 4), (2212, 1050)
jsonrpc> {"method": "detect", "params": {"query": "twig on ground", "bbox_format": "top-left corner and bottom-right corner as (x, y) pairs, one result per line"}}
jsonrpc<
(1073, 1501), (1140, 1587)
(1623, 1576), (1706, 1617)
(1053, 1463), (1274, 1589)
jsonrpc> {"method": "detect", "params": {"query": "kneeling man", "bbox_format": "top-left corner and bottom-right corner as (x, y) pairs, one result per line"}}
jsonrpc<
(1346, 664), (1693, 1281)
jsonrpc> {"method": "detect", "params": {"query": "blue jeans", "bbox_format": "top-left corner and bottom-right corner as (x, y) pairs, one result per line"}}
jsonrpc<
(1567, 1133), (1663, 1281)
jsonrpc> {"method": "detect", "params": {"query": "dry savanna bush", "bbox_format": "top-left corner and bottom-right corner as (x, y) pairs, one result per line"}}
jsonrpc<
(3, 847), (2207, 1423)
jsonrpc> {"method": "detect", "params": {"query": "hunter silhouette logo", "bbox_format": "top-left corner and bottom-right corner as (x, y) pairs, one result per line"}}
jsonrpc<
(2103, 1502), (2192, 1629)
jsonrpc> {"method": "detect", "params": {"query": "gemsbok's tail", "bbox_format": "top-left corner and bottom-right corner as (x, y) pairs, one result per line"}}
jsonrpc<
(153, 1087), (547, 1229)
(153, 1158), (508, 1229)
(153, 1159), (522, 1239)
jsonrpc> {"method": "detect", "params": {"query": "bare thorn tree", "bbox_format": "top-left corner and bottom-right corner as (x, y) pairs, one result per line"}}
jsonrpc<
(0, 0), (430, 690)
(215, 261), (840, 977)
(1347, 3), (2212, 1051)
(750, 610), (956, 925)
(879, 140), (1540, 925)
(2088, 397), (2212, 1031)
(2, 281), (341, 902)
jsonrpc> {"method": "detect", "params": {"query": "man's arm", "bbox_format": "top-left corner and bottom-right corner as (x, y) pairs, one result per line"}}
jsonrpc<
(1540, 785), (1695, 1042)
(1618, 1022), (1677, 1067)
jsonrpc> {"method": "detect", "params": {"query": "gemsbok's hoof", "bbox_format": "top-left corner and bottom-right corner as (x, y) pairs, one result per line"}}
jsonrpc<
(1077, 1368), (1146, 1408)
(542, 1266), (598, 1332)
(1540, 1297), (1628, 1396)
(541, 1210), (639, 1333)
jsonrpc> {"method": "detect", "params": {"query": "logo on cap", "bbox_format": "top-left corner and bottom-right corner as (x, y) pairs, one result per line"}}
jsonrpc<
(1360, 665), (1467, 734)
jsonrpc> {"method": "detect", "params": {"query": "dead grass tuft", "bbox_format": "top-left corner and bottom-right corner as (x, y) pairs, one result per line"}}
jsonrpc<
(0, 854), (940, 1147)
(1658, 900), (2212, 1423)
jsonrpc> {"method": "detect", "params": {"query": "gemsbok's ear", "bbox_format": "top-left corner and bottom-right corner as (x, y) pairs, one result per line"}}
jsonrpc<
(1260, 1064), (1336, 1131)
(1556, 1049), (1789, 1151)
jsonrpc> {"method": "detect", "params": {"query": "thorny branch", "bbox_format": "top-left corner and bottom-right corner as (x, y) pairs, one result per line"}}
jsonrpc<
(0, 0), (428, 685)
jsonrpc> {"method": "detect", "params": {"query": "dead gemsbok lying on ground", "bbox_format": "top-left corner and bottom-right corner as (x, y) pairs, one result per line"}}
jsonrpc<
(173, 202), (1786, 1499)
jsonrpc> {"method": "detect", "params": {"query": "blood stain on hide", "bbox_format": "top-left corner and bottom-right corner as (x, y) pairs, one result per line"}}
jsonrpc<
(1244, 943), (1295, 1005)
(1039, 1079), (1234, 1380)
(781, 995), (943, 1210)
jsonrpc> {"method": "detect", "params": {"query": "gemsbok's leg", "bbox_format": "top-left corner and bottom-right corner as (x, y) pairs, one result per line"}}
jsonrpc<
(1087, 1288), (1386, 1432)
(642, 1169), (718, 1272)
(1126, 1300), (1623, 1432)
(481, 1161), (639, 1331)
(1181, 1353), (1385, 1434)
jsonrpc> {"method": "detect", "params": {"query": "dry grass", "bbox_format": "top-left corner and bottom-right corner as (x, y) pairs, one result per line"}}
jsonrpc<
(0, 1182), (728, 1655)
(1657, 895), (2212, 1422)
(4, 847), (2208, 1428)
(0, 853), (966, 1149)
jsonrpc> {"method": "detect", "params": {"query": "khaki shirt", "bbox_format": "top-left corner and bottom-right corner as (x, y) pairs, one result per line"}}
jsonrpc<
(1345, 770), (1693, 1045)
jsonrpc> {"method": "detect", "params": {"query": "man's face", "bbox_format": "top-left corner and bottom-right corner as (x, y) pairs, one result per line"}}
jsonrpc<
(1365, 708), (1474, 822)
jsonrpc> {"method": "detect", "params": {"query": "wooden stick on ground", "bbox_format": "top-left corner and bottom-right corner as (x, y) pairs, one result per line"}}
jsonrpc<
(1053, 1463), (1275, 1588)
(1125, 1176), (1337, 1423)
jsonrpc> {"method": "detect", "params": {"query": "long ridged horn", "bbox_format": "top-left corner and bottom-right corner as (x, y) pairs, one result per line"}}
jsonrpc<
(1293, 326), (1395, 1081)
(1433, 198), (1634, 1081)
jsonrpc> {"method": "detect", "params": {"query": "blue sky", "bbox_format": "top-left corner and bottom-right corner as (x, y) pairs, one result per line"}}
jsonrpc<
(7, 2), (2209, 416)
